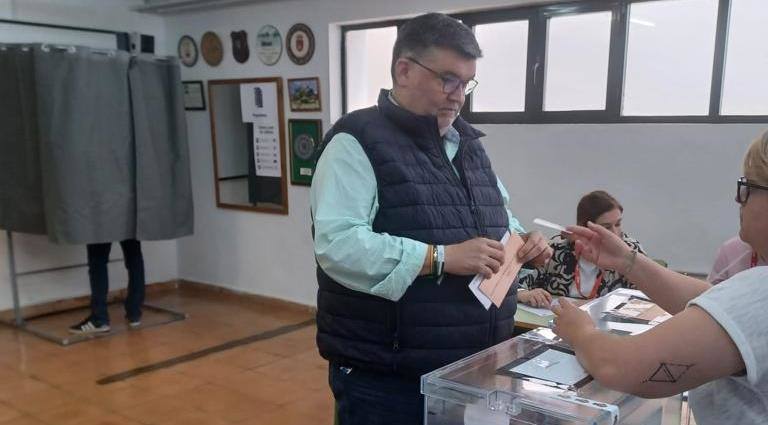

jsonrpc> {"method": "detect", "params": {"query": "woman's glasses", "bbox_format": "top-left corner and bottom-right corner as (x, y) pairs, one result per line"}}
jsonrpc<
(736, 176), (768, 204)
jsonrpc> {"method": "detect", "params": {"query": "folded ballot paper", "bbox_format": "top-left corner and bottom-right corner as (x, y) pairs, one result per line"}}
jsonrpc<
(469, 232), (525, 309)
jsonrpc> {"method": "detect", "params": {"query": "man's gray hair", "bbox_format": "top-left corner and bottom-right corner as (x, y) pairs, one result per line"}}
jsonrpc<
(391, 12), (482, 80)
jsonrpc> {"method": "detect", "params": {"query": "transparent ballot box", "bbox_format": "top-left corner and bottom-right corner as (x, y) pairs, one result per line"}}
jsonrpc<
(421, 289), (682, 425)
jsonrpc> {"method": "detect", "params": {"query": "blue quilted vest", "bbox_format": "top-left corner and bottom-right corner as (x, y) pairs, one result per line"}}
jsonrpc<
(315, 90), (517, 378)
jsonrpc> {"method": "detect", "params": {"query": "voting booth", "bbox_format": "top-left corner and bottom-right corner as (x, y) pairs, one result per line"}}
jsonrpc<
(422, 289), (683, 425)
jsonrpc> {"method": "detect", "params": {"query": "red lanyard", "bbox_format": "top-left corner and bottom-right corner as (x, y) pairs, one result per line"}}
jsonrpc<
(574, 256), (603, 299)
(751, 252), (758, 268)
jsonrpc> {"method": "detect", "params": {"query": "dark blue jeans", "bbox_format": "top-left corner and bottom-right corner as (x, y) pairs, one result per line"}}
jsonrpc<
(87, 239), (145, 325)
(329, 363), (424, 425)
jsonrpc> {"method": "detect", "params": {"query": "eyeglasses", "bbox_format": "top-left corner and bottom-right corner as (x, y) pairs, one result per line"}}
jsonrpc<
(406, 57), (478, 95)
(736, 176), (768, 204)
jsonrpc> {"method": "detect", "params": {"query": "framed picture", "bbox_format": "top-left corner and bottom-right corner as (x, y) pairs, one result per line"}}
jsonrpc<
(287, 77), (321, 112)
(183, 80), (206, 110)
(288, 119), (322, 185)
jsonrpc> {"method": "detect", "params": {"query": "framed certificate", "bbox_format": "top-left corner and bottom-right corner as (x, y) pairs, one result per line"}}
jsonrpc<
(288, 119), (322, 185)
(182, 81), (206, 111)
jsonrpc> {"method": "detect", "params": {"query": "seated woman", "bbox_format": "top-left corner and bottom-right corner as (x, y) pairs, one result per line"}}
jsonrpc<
(708, 235), (766, 284)
(518, 191), (645, 307)
(552, 131), (768, 425)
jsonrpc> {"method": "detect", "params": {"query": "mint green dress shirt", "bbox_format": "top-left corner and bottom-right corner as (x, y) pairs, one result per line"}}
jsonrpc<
(310, 126), (525, 302)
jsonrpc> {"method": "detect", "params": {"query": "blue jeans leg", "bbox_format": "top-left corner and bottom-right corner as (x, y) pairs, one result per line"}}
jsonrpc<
(86, 242), (112, 325)
(329, 363), (424, 425)
(120, 239), (145, 321)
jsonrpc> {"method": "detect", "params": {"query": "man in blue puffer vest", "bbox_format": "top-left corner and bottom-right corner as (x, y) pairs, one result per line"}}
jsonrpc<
(310, 12), (553, 425)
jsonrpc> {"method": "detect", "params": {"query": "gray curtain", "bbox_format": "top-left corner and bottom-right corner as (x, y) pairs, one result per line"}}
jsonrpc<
(0, 46), (46, 234)
(0, 44), (193, 244)
(34, 46), (135, 244)
(128, 55), (193, 240)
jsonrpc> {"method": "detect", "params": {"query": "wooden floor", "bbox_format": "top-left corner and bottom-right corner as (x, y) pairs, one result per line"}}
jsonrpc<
(0, 285), (334, 425)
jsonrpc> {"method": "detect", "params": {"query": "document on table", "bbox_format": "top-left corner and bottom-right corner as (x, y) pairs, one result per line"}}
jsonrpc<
(468, 232), (525, 309)
(603, 297), (670, 324)
(606, 321), (653, 335)
(517, 297), (587, 317)
(517, 304), (553, 317)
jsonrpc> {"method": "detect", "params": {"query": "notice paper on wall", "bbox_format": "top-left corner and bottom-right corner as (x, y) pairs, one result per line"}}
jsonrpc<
(240, 82), (278, 123)
(252, 128), (281, 178)
(239, 81), (282, 178)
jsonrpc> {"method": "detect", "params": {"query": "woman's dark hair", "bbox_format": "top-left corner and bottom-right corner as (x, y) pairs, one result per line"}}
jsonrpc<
(577, 190), (623, 227)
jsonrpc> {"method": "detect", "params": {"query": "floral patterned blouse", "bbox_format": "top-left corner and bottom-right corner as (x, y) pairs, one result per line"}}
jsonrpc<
(518, 234), (645, 299)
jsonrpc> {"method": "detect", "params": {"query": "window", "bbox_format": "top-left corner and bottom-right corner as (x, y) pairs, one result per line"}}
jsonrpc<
(341, 0), (767, 123)
(344, 26), (397, 112)
(622, 0), (719, 116)
(544, 11), (612, 111)
(472, 20), (529, 112)
(720, 0), (768, 115)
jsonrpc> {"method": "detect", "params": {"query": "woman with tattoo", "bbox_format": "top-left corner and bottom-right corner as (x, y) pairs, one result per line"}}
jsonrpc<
(517, 191), (645, 308)
(552, 130), (768, 425)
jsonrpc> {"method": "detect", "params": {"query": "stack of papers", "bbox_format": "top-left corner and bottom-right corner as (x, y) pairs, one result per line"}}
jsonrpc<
(517, 304), (554, 317)
(603, 297), (671, 324)
(517, 297), (587, 317)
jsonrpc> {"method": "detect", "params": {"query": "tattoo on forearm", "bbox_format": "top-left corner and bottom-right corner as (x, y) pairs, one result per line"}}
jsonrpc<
(643, 363), (693, 383)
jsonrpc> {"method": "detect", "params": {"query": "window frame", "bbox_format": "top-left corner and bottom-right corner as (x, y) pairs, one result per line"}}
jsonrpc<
(339, 0), (768, 124)
(340, 19), (403, 115)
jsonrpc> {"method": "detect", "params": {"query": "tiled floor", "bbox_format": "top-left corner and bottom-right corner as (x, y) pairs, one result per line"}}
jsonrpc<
(0, 285), (334, 425)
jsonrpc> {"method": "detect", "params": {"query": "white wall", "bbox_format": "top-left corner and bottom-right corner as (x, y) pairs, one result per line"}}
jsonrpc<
(0, 0), (175, 311)
(480, 123), (762, 273)
(166, 0), (767, 308)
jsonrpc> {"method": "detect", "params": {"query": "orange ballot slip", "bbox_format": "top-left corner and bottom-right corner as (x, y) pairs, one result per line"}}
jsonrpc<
(477, 232), (525, 308)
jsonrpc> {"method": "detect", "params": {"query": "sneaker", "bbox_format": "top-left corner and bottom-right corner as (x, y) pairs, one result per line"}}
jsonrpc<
(127, 318), (141, 329)
(69, 318), (111, 334)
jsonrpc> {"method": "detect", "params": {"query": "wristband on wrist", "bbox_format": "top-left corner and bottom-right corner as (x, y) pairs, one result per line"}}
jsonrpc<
(436, 245), (445, 276)
(431, 244), (439, 276)
(623, 249), (638, 276)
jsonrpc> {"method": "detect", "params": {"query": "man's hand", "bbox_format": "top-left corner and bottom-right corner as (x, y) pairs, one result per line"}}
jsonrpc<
(444, 237), (505, 278)
(517, 288), (552, 308)
(551, 298), (597, 346)
(518, 231), (552, 267)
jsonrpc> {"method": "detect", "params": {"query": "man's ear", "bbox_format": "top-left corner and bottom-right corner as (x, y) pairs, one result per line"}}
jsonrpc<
(393, 58), (411, 88)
